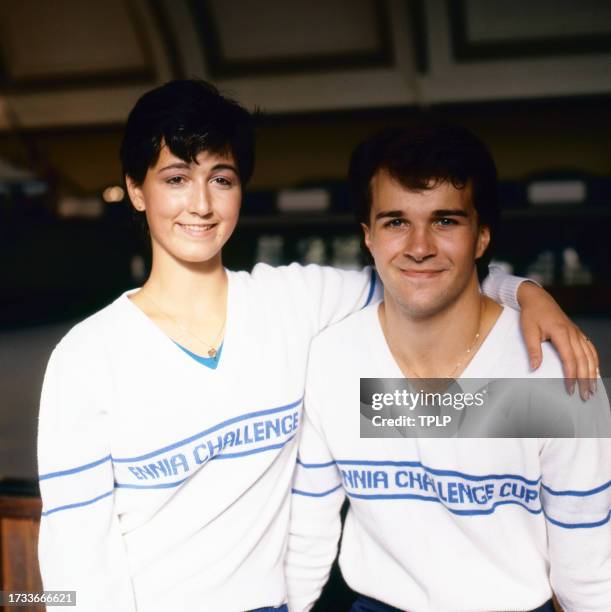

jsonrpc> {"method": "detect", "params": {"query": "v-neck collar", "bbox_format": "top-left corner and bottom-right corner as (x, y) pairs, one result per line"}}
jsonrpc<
(368, 303), (512, 380)
(119, 269), (237, 374)
(174, 341), (224, 369)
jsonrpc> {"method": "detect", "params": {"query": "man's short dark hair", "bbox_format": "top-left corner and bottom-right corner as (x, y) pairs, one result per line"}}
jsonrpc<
(120, 79), (255, 186)
(349, 122), (499, 277)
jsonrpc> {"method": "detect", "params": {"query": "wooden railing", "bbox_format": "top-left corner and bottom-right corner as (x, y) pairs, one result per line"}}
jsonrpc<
(0, 494), (43, 611)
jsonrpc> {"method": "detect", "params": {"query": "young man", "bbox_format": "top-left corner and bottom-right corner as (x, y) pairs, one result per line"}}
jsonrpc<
(286, 124), (611, 612)
(37, 81), (598, 611)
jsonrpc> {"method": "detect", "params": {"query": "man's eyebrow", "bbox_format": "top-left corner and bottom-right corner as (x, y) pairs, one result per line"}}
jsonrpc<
(432, 209), (469, 217)
(374, 208), (470, 221)
(375, 210), (404, 220)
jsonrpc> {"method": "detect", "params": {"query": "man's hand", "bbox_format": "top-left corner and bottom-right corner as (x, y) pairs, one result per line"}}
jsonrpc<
(518, 282), (599, 400)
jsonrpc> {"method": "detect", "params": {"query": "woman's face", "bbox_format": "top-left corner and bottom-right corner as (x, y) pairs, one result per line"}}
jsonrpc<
(127, 144), (242, 267)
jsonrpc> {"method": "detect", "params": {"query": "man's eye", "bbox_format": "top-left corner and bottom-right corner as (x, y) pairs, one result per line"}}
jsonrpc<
(211, 176), (233, 187)
(435, 218), (457, 226)
(166, 176), (185, 185)
(385, 218), (405, 228)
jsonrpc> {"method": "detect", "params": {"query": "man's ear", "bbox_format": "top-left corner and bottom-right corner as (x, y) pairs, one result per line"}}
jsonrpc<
(475, 225), (491, 259)
(125, 176), (145, 212)
(361, 222), (373, 254)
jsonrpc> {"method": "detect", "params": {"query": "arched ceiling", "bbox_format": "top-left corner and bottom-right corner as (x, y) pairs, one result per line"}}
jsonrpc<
(0, 0), (610, 130)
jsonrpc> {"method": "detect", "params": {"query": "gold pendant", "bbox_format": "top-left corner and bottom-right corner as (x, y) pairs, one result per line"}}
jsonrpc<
(208, 348), (217, 359)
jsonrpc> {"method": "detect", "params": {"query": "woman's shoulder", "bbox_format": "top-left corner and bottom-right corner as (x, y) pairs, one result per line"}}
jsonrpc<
(54, 292), (134, 356)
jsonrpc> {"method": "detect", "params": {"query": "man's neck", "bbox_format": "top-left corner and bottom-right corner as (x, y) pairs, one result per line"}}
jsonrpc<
(380, 277), (501, 379)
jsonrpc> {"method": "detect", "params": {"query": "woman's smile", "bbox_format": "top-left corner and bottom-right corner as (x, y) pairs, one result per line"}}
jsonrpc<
(176, 222), (219, 238)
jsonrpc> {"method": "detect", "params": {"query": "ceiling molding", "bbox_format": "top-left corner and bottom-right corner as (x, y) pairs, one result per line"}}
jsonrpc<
(447, 0), (611, 62)
(0, 0), (159, 94)
(189, 0), (394, 78)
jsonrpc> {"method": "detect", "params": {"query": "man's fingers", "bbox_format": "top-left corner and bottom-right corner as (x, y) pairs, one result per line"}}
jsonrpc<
(568, 330), (592, 401)
(579, 331), (600, 394)
(522, 320), (543, 371)
(547, 326), (577, 394)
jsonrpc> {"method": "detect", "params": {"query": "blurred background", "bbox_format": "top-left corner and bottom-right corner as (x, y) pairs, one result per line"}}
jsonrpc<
(0, 0), (610, 605)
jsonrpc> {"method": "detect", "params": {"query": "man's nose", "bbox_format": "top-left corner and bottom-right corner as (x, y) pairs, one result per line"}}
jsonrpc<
(403, 226), (436, 262)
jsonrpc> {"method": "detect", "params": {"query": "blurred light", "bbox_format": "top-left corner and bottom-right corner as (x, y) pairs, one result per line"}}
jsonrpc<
(131, 254), (146, 283)
(103, 185), (125, 203)
(59, 196), (103, 218)
(23, 180), (48, 197)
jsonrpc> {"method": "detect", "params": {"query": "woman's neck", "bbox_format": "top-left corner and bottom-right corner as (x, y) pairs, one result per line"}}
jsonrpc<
(143, 253), (226, 315)
(128, 250), (229, 357)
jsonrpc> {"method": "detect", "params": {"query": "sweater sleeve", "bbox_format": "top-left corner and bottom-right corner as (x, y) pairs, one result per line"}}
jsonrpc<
(289, 264), (381, 335)
(270, 263), (524, 338)
(539, 404), (611, 612)
(286, 356), (345, 612)
(37, 342), (136, 611)
(481, 264), (538, 310)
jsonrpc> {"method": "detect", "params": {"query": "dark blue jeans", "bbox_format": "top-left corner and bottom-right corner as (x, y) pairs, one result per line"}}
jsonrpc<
(350, 594), (555, 612)
(249, 606), (288, 612)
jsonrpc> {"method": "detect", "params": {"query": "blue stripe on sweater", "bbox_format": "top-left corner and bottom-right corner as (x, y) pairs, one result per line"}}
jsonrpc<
(113, 398), (302, 463)
(297, 458), (542, 486)
(362, 268), (377, 309)
(41, 490), (114, 517)
(39, 397), (302, 481)
(541, 480), (611, 497)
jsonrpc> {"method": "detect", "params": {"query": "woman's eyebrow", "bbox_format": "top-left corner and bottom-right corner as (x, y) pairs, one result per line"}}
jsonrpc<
(211, 163), (239, 174)
(157, 162), (190, 173)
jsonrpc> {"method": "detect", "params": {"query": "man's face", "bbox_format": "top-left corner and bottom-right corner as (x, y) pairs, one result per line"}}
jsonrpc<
(363, 170), (490, 319)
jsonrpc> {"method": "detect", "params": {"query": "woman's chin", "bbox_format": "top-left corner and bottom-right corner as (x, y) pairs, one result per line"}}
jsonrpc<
(181, 249), (223, 266)
(157, 245), (224, 267)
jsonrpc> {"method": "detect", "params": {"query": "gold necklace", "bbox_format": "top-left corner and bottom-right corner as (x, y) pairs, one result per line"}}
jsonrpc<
(402, 298), (486, 379)
(141, 291), (226, 359)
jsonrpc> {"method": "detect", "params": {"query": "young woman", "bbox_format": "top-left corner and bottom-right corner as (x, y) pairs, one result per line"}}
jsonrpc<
(37, 80), (598, 612)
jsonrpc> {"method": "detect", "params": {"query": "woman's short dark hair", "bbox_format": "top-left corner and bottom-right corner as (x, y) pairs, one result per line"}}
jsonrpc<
(349, 122), (499, 277)
(120, 79), (255, 186)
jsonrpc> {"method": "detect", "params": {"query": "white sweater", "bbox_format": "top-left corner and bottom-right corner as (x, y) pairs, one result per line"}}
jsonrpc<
(37, 264), (521, 611)
(287, 305), (611, 612)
